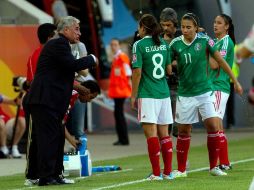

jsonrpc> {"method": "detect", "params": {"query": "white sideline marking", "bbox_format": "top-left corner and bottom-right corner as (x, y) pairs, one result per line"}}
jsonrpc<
(188, 158), (254, 173)
(8, 158), (254, 190)
(92, 179), (147, 190)
(249, 177), (254, 190)
(8, 169), (133, 190)
(10, 187), (37, 190)
(91, 157), (254, 190)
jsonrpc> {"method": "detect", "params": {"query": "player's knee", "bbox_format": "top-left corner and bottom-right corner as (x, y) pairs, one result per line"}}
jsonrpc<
(204, 118), (219, 132)
(178, 124), (191, 136)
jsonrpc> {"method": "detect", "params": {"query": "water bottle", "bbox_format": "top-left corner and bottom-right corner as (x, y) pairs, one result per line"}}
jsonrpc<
(250, 56), (254, 64)
(78, 135), (87, 155)
(80, 150), (92, 176)
(92, 165), (121, 173)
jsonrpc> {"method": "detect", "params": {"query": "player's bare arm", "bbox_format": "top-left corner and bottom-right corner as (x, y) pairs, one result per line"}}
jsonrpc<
(209, 56), (219, 69)
(166, 64), (172, 75)
(236, 46), (253, 59)
(131, 68), (141, 109)
(213, 51), (243, 95)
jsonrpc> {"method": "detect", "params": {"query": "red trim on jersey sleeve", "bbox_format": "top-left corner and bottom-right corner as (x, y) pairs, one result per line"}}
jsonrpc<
(27, 46), (43, 82)
(62, 91), (79, 124)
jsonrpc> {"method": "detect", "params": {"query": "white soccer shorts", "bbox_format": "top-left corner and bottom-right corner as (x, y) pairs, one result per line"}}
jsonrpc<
(137, 97), (173, 125)
(175, 91), (217, 124)
(213, 91), (229, 119)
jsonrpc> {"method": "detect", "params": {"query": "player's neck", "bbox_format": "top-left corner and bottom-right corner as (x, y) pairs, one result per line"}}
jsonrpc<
(216, 33), (227, 40)
(163, 33), (174, 43)
(183, 35), (196, 44)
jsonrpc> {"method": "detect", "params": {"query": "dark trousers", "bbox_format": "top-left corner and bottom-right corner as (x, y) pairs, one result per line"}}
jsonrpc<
(25, 110), (38, 179)
(23, 95), (38, 179)
(226, 83), (235, 128)
(29, 105), (65, 178)
(114, 98), (129, 144)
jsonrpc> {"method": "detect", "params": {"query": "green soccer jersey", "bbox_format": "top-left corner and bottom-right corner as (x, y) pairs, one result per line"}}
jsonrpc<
(209, 35), (234, 94)
(132, 36), (171, 99)
(169, 33), (218, 97)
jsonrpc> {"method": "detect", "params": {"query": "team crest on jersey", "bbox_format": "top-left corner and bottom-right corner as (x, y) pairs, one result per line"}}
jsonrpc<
(194, 43), (202, 51)
(208, 39), (215, 47)
(132, 54), (137, 62)
(220, 50), (227, 57)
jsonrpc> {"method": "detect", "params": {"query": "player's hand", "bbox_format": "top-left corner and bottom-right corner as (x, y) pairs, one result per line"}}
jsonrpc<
(90, 54), (99, 67)
(234, 81), (243, 95)
(69, 136), (80, 149)
(95, 57), (99, 67)
(13, 96), (22, 106)
(79, 93), (90, 103)
(74, 84), (90, 96)
(131, 97), (137, 110)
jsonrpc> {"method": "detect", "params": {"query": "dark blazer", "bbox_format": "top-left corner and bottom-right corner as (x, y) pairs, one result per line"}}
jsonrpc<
(26, 34), (96, 116)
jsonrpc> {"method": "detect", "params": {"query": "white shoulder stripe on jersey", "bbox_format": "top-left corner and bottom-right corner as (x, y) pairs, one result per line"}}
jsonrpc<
(222, 36), (229, 50)
(132, 37), (151, 53)
(197, 33), (209, 40)
(132, 42), (137, 53)
(169, 36), (182, 47)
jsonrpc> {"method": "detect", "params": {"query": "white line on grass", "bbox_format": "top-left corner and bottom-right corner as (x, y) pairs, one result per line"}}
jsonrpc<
(92, 179), (147, 190)
(188, 158), (254, 173)
(91, 157), (254, 190)
(8, 158), (254, 190)
(8, 169), (133, 190)
(10, 186), (37, 190)
(249, 177), (254, 190)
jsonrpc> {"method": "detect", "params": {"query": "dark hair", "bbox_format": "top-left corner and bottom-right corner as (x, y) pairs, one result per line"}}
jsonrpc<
(139, 14), (162, 46)
(218, 14), (236, 45)
(182, 13), (200, 32)
(81, 80), (101, 94)
(160, 7), (178, 27)
(37, 23), (57, 44)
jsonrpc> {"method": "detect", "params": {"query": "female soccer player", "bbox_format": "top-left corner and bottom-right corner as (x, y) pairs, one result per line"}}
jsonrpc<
(131, 14), (174, 180)
(169, 13), (242, 177)
(210, 14), (235, 170)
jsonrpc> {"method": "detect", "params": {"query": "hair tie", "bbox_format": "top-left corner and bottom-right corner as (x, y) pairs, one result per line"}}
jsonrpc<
(140, 21), (152, 31)
(183, 13), (198, 26)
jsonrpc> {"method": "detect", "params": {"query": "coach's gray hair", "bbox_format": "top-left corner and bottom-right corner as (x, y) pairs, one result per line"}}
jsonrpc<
(57, 16), (80, 32)
(160, 8), (178, 27)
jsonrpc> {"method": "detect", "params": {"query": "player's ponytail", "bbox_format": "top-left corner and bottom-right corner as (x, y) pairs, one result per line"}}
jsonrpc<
(139, 14), (162, 46)
(219, 14), (236, 45)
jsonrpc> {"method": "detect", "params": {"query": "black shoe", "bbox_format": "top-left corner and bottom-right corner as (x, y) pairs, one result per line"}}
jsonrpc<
(219, 164), (232, 170)
(226, 124), (233, 129)
(0, 151), (8, 159)
(55, 175), (75, 184)
(113, 141), (129, 146)
(38, 177), (59, 186)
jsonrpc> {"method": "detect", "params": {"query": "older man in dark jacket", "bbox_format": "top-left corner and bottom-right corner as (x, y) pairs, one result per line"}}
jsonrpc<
(25, 16), (97, 186)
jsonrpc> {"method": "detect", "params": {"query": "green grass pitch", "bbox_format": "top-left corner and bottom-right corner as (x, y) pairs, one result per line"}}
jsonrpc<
(0, 137), (253, 190)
